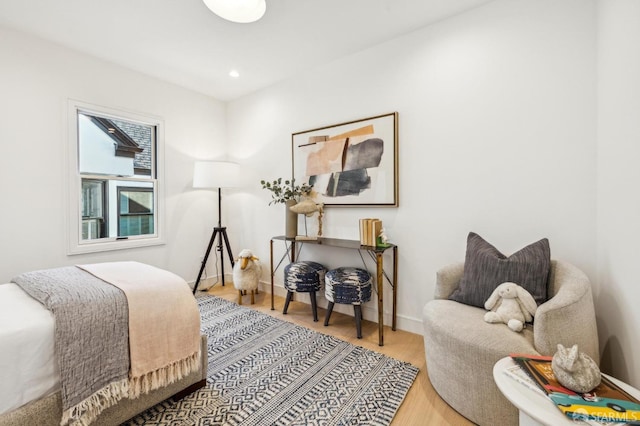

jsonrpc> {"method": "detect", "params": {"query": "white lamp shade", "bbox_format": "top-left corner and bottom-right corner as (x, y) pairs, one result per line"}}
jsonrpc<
(193, 161), (241, 188)
(202, 0), (266, 23)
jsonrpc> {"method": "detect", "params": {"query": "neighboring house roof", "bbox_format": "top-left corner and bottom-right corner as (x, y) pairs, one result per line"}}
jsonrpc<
(88, 116), (153, 176)
(89, 116), (143, 159)
(112, 119), (153, 176)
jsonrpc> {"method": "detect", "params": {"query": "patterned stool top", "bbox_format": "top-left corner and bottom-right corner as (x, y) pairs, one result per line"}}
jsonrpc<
(284, 261), (326, 293)
(326, 267), (372, 285)
(325, 267), (372, 305)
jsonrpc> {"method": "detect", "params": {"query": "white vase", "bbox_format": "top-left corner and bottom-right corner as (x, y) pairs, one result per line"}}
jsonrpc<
(285, 199), (298, 239)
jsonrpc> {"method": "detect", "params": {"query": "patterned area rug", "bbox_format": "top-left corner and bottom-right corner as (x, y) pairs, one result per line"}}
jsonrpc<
(126, 294), (419, 425)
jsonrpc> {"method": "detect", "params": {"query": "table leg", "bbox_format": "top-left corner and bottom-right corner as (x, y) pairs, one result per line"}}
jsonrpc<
(392, 246), (397, 331)
(376, 252), (384, 346)
(270, 239), (274, 310)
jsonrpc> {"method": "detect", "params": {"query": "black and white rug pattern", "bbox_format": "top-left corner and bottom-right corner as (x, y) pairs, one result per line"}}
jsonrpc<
(126, 294), (419, 425)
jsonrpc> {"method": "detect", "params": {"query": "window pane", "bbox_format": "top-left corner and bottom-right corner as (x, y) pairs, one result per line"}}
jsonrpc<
(78, 112), (154, 178)
(81, 179), (106, 240)
(120, 189), (153, 214)
(118, 186), (154, 237)
(119, 215), (154, 237)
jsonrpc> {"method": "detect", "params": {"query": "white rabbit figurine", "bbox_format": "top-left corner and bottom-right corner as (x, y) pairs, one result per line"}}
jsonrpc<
(484, 282), (538, 332)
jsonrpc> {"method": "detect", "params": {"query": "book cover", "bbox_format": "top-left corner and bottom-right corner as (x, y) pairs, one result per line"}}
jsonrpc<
(370, 219), (382, 247)
(364, 218), (373, 245)
(510, 354), (640, 424)
(359, 219), (367, 245)
(502, 364), (546, 396)
(359, 218), (372, 245)
(359, 218), (378, 246)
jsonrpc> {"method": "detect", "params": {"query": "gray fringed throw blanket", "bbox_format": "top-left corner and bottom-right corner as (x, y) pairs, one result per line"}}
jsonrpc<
(12, 266), (130, 426)
(12, 262), (201, 426)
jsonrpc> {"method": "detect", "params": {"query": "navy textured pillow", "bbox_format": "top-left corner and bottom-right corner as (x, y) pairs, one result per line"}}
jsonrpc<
(449, 232), (550, 308)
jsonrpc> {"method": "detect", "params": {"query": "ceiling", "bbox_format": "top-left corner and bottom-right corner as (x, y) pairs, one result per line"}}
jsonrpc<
(0, 0), (494, 101)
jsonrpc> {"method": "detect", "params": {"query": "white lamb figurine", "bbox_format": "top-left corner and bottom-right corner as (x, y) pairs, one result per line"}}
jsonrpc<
(232, 249), (261, 305)
(483, 282), (537, 332)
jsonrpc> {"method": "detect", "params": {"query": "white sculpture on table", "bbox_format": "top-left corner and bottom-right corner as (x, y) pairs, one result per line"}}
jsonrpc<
(552, 344), (601, 393)
(289, 198), (324, 240)
(379, 228), (389, 245)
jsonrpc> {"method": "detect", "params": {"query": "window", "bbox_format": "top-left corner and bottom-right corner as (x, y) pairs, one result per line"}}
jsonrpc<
(82, 179), (107, 239)
(118, 186), (154, 236)
(68, 100), (164, 254)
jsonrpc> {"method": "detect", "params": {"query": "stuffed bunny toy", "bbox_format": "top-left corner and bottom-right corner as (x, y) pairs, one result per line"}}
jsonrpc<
(484, 282), (538, 332)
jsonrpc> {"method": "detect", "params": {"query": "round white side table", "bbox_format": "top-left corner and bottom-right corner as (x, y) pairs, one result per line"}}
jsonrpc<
(493, 357), (640, 426)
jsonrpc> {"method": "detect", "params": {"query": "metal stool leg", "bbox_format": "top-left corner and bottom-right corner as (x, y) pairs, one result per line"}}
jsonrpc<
(310, 291), (318, 322)
(324, 302), (335, 326)
(354, 305), (363, 339)
(283, 291), (293, 314)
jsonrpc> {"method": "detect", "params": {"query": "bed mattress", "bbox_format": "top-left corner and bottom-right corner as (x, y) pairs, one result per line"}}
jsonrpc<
(0, 283), (59, 415)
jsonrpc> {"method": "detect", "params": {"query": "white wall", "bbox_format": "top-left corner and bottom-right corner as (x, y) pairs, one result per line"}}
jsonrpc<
(0, 25), (228, 283)
(228, 0), (598, 336)
(596, 0), (640, 387)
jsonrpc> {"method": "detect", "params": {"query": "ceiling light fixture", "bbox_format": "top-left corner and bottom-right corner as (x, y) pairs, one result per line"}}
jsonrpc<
(229, 70), (240, 78)
(202, 0), (266, 23)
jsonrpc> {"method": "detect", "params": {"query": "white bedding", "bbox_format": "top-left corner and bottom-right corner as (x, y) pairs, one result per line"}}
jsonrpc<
(0, 283), (59, 415)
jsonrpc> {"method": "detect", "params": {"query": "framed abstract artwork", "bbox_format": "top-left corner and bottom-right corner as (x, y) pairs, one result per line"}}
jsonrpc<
(291, 112), (398, 207)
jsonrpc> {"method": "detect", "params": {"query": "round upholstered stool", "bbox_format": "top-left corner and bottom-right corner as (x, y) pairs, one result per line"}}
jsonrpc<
(283, 261), (326, 322)
(324, 267), (372, 338)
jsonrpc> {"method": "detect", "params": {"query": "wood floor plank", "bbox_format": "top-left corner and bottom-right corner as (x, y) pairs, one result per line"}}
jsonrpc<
(206, 284), (473, 426)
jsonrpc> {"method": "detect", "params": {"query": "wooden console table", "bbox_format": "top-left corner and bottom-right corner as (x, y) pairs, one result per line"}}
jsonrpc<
(269, 236), (397, 346)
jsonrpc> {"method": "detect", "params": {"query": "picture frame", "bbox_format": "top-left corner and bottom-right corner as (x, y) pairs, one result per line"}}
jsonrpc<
(291, 112), (398, 207)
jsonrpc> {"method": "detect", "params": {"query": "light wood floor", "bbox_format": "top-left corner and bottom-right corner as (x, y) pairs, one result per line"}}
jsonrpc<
(206, 284), (473, 426)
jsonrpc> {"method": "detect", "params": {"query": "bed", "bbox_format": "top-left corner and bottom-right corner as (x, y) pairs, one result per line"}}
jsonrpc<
(0, 262), (207, 426)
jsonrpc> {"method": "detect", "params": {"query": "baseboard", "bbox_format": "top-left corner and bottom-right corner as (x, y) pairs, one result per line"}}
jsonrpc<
(258, 280), (423, 335)
(189, 274), (233, 291)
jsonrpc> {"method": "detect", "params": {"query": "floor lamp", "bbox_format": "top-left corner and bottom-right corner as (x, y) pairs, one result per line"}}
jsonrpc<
(192, 160), (240, 294)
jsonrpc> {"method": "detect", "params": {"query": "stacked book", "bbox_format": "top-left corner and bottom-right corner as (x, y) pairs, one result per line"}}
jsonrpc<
(506, 354), (640, 425)
(359, 218), (382, 247)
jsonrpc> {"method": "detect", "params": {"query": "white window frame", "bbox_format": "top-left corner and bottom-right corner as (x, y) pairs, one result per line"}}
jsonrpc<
(66, 99), (166, 254)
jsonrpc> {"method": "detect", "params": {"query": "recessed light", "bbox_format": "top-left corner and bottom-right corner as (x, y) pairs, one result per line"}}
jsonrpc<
(229, 70), (240, 78)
